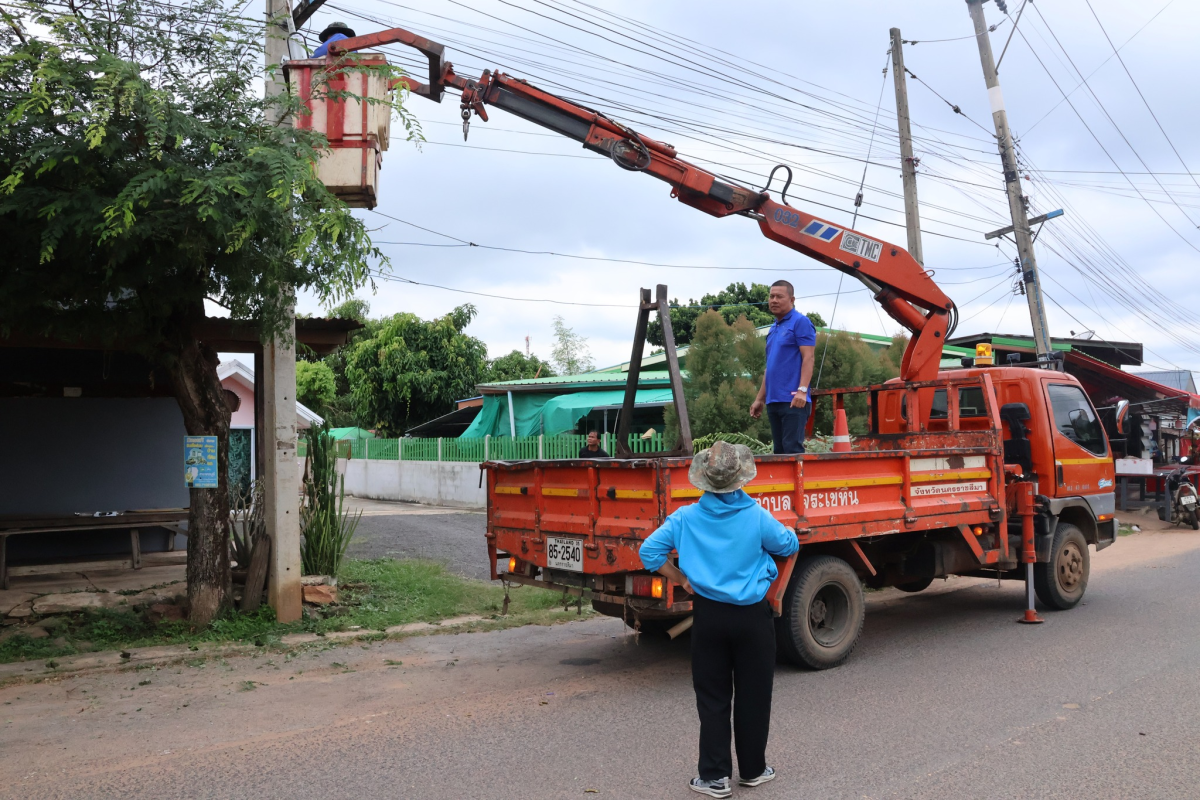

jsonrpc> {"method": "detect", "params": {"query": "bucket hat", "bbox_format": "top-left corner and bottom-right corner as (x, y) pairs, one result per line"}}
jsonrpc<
(319, 22), (356, 42)
(688, 440), (757, 494)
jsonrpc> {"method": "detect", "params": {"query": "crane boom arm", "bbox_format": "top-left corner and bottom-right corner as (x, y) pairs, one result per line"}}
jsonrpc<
(328, 29), (956, 382)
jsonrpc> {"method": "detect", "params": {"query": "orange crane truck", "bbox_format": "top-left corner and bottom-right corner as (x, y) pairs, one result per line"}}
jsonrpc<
(331, 27), (1119, 668)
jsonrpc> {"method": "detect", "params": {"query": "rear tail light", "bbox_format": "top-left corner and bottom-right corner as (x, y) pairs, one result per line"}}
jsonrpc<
(507, 556), (518, 573)
(627, 575), (665, 599)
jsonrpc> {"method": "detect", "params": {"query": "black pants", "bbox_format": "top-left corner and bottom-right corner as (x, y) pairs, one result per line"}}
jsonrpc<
(691, 595), (776, 781)
(767, 401), (810, 454)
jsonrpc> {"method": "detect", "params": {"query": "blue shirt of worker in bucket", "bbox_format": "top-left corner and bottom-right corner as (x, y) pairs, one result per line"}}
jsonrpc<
(312, 22), (355, 57)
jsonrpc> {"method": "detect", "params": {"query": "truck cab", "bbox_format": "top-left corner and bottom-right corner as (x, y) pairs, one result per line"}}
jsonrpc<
(876, 365), (1116, 606)
(959, 366), (1117, 555)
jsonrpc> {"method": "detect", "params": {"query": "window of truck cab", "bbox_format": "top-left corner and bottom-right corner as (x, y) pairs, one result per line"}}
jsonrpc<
(1046, 383), (1107, 457)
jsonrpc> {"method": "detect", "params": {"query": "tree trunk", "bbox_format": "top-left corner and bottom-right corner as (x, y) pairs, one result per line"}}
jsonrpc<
(165, 336), (233, 627)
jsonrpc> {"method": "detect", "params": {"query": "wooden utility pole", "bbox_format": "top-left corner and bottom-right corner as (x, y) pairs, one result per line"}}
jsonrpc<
(889, 28), (924, 267)
(262, 0), (302, 622)
(966, 0), (1054, 363)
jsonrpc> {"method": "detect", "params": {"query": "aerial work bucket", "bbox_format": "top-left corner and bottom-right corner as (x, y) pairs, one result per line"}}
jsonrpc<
(285, 54), (394, 209)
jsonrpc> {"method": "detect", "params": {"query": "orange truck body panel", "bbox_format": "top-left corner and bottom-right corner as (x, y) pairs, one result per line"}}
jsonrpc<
(486, 369), (1117, 617)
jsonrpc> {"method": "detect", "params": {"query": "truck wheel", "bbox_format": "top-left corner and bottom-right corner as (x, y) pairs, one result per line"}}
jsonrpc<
(896, 577), (934, 593)
(776, 556), (865, 670)
(1034, 523), (1089, 610)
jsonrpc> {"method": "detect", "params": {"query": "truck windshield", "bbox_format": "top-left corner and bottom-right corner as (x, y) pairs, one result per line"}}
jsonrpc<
(1047, 384), (1107, 456)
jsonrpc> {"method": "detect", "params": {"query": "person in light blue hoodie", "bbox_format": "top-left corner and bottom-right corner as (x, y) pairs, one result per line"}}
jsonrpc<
(639, 441), (799, 798)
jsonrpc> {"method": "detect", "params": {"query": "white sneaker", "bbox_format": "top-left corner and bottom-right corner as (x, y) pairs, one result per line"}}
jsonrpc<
(689, 776), (733, 798)
(739, 766), (777, 787)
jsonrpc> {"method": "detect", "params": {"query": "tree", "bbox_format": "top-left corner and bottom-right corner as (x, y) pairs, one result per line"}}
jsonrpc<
(484, 350), (555, 383)
(310, 297), (377, 427)
(345, 305), (488, 435)
(808, 332), (905, 435)
(0, 2), (408, 623)
(296, 360), (337, 415)
(551, 316), (594, 375)
(665, 311), (771, 445)
(648, 282), (827, 347)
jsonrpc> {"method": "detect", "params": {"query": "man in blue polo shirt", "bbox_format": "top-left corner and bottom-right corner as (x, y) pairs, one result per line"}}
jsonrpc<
(750, 280), (817, 454)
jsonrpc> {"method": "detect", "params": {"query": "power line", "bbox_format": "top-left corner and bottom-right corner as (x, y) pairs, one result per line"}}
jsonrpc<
(1081, 0), (1200, 197)
(1026, 3), (1200, 234)
(1023, 0), (1178, 135)
(1012, 15), (1200, 256)
(370, 269), (868, 308)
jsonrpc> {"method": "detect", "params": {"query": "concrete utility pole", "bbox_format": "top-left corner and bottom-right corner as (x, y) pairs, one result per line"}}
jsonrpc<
(965, 0), (1054, 363)
(889, 28), (924, 267)
(262, 0), (302, 622)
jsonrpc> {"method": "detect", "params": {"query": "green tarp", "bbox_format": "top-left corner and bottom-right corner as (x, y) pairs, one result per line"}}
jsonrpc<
(329, 427), (375, 440)
(460, 389), (674, 438)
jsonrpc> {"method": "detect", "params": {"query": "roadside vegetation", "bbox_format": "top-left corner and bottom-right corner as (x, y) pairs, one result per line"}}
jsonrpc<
(0, 559), (580, 665)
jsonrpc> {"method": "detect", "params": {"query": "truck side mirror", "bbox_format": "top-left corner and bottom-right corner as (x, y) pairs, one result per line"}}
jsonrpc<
(1115, 399), (1130, 435)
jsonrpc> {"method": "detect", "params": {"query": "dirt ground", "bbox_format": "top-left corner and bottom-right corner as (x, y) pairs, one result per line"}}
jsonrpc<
(1, 516), (1197, 799)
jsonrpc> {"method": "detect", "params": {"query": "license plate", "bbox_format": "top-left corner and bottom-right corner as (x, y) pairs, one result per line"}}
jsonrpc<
(1182, 495), (1196, 505)
(545, 536), (584, 572)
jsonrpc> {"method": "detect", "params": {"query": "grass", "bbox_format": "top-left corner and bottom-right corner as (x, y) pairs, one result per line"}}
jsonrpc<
(0, 558), (583, 665)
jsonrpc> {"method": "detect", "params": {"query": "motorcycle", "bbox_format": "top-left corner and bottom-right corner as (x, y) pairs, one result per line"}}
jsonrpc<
(1163, 457), (1200, 530)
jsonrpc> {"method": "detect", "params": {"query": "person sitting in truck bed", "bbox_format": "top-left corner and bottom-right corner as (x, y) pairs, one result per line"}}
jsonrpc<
(578, 430), (610, 458)
(639, 441), (800, 798)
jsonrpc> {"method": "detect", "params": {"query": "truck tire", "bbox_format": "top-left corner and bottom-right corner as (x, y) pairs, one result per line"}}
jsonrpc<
(776, 556), (865, 670)
(1034, 523), (1089, 610)
(896, 577), (934, 593)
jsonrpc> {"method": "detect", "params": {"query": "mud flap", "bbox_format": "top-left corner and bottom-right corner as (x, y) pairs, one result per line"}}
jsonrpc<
(1095, 518), (1117, 551)
(767, 552), (799, 617)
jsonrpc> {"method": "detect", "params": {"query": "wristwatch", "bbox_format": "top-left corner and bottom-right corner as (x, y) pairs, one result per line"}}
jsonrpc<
(797, 385), (808, 394)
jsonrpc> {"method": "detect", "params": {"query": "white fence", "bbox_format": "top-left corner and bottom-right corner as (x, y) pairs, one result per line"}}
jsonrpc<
(338, 458), (485, 509)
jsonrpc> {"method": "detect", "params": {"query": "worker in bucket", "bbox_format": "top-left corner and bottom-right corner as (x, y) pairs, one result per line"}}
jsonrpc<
(749, 279), (817, 454)
(311, 21), (356, 57)
(639, 441), (799, 798)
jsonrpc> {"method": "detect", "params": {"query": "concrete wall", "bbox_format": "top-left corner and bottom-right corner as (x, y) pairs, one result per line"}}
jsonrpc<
(339, 459), (486, 509)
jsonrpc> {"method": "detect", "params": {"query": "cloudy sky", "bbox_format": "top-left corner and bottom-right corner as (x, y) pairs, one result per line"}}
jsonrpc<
(292, 0), (1200, 374)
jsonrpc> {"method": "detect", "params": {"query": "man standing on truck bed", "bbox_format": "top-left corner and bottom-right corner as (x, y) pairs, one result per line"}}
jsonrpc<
(750, 280), (817, 454)
(640, 442), (800, 798)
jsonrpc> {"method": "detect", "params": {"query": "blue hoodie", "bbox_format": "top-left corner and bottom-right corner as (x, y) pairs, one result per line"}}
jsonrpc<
(638, 490), (799, 605)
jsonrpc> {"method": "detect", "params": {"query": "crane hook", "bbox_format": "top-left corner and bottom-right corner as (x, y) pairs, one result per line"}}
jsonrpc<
(461, 108), (471, 141)
(764, 164), (793, 206)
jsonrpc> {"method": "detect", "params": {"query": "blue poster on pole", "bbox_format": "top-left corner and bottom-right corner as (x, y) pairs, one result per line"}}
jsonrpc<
(184, 436), (218, 488)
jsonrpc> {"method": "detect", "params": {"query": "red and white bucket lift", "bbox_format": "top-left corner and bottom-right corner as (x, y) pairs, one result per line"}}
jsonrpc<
(283, 30), (445, 208)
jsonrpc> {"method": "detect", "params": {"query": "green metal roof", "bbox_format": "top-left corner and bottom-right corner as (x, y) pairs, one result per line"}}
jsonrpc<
(479, 369), (677, 394)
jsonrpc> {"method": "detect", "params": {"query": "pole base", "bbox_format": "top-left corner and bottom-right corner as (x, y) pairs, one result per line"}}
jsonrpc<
(1017, 608), (1045, 624)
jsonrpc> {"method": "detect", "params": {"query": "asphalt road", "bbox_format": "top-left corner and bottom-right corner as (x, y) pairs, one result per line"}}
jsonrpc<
(344, 498), (490, 579)
(3, 527), (1199, 800)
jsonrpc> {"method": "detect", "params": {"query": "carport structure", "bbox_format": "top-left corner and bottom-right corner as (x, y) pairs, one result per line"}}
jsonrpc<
(0, 317), (359, 610)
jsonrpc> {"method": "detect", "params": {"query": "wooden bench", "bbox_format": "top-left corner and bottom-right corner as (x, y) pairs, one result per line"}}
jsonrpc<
(0, 509), (188, 589)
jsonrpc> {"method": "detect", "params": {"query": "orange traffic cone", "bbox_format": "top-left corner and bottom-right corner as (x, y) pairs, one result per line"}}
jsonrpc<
(832, 406), (851, 452)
